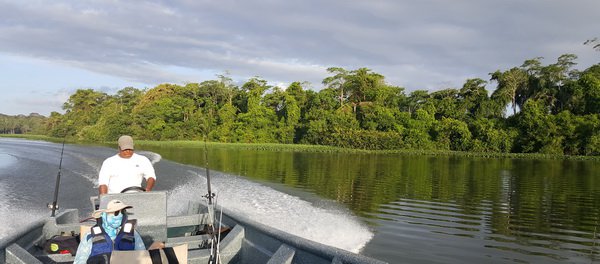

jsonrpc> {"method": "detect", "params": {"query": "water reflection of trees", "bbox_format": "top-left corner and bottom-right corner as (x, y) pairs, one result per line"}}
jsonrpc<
(149, 145), (600, 236)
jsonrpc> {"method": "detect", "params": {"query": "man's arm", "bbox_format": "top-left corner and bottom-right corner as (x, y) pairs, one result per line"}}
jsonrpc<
(98, 158), (110, 195)
(141, 156), (156, 192)
(145, 178), (155, 192)
(99, 184), (108, 195)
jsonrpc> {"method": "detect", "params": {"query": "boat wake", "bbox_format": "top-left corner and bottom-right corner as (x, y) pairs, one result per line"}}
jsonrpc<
(0, 182), (47, 238)
(166, 170), (373, 253)
(138, 151), (162, 165)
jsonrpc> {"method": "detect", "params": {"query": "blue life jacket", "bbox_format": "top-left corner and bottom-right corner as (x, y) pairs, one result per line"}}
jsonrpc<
(86, 215), (136, 264)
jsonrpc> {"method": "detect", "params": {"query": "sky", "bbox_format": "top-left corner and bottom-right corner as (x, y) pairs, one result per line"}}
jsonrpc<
(0, 0), (599, 116)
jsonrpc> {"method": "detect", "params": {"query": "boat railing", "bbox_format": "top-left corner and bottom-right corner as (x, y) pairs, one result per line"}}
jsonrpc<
(1, 208), (84, 264)
(0, 217), (45, 263)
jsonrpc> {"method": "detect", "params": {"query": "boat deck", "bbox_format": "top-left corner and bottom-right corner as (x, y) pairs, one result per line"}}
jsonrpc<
(1, 192), (387, 264)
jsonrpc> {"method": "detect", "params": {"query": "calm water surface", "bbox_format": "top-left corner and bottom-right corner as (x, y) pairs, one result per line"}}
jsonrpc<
(143, 144), (600, 263)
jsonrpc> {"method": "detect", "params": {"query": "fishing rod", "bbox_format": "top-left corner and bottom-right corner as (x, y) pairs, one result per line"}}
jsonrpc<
(201, 110), (220, 263)
(204, 134), (214, 205)
(49, 136), (67, 217)
(193, 125), (216, 240)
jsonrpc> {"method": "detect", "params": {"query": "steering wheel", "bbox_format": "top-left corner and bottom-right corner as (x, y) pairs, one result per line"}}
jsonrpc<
(120, 186), (146, 193)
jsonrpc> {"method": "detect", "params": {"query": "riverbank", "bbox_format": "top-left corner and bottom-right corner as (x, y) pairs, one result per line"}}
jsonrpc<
(2, 134), (599, 161)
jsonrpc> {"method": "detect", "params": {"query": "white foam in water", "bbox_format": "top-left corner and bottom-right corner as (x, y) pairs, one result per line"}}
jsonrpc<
(167, 170), (373, 253)
(138, 151), (162, 164)
(0, 182), (47, 238)
(0, 206), (47, 238)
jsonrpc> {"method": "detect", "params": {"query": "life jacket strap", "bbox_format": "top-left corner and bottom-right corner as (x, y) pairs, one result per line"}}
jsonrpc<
(149, 249), (162, 264)
(147, 247), (180, 264)
(164, 247), (179, 264)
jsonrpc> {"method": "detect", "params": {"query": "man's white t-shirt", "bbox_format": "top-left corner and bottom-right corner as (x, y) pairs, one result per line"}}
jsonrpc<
(98, 153), (156, 194)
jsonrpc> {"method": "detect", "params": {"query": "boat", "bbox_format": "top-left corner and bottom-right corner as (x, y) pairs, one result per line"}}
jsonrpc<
(0, 190), (388, 263)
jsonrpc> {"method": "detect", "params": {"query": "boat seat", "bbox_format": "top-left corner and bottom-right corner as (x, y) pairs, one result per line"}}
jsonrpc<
(5, 244), (43, 264)
(98, 191), (167, 246)
(267, 244), (296, 264)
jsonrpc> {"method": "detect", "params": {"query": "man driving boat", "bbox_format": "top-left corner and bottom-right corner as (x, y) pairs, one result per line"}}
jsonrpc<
(98, 135), (156, 194)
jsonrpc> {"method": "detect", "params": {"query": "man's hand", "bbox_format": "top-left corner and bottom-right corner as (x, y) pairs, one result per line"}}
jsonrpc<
(148, 241), (165, 250)
(99, 185), (108, 195)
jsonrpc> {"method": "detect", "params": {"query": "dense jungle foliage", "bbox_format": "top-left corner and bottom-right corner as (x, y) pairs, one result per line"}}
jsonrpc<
(3, 54), (600, 155)
(0, 113), (46, 134)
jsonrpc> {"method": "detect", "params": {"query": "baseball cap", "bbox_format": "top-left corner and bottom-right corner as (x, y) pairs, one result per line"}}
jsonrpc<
(118, 135), (134, 150)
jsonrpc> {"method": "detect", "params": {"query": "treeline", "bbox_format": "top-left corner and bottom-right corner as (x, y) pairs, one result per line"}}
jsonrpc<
(0, 113), (46, 134)
(14, 54), (600, 155)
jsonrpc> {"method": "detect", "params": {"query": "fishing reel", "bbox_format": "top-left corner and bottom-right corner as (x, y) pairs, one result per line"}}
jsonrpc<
(47, 203), (59, 210)
(203, 192), (216, 200)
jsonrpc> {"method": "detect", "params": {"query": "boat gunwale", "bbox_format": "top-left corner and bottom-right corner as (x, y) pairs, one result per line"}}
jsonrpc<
(0, 217), (45, 261)
(0, 218), (45, 247)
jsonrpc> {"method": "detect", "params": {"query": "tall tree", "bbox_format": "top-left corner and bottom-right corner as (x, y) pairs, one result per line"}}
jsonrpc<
(537, 54), (578, 113)
(286, 81), (308, 111)
(490, 67), (529, 116)
(235, 78), (278, 142)
(515, 99), (560, 154)
(579, 65), (600, 114)
(403, 90), (429, 114)
(62, 89), (108, 137)
(132, 84), (197, 140)
(430, 88), (462, 120)
(459, 78), (489, 118)
(322, 67), (349, 107)
(345, 68), (385, 112)
(212, 74), (239, 141)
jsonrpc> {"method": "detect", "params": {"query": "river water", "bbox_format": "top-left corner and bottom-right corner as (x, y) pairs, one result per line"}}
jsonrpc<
(2, 138), (600, 263)
(0, 138), (371, 254)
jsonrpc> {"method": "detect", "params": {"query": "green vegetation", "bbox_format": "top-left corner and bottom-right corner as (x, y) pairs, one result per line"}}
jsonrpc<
(136, 140), (600, 160)
(3, 54), (600, 156)
(0, 113), (46, 134)
(0, 133), (58, 142)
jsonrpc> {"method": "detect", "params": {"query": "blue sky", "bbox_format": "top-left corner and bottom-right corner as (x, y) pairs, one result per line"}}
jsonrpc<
(0, 0), (599, 116)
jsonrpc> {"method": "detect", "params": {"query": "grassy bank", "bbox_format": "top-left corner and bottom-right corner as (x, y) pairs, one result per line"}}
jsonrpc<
(3, 134), (599, 161)
(0, 134), (63, 143)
